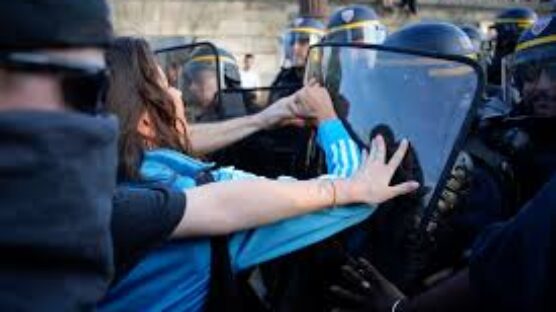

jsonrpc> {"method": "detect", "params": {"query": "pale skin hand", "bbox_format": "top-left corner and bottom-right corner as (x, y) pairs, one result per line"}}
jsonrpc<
(293, 79), (337, 125)
(174, 134), (419, 237)
(257, 79), (338, 128)
(338, 135), (420, 205)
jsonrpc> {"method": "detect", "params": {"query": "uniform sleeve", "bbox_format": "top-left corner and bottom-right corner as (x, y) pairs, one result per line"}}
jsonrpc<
(217, 118), (373, 272)
(469, 175), (556, 311)
(111, 186), (186, 279)
(316, 118), (361, 178)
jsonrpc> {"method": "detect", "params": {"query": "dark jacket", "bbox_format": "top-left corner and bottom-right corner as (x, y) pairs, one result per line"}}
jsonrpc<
(0, 111), (118, 311)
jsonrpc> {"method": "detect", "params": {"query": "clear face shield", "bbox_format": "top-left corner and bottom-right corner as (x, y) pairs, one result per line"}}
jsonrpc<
(281, 30), (323, 68)
(156, 43), (226, 122)
(306, 44), (481, 215)
(503, 46), (556, 119)
(326, 21), (388, 44)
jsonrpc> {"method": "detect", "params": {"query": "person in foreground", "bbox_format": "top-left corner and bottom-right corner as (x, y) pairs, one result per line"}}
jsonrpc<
(99, 36), (419, 311)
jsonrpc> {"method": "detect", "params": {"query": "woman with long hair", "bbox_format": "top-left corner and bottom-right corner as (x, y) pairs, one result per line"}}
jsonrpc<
(100, 37), (419, 311)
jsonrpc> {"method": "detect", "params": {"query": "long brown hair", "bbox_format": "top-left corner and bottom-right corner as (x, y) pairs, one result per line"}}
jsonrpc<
(106, 36), (191, 181)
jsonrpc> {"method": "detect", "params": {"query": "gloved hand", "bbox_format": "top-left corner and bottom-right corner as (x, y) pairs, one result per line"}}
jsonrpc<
(436, 152), (474, 216)
(330, 258), (406, 312)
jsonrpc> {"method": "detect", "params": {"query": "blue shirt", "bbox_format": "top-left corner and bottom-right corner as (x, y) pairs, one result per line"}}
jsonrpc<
(100, 119), (375, 312)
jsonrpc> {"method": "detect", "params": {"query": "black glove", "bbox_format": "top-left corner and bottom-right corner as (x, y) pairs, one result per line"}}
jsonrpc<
(437, 152), (473, 214)
(330, 258), (406, 312)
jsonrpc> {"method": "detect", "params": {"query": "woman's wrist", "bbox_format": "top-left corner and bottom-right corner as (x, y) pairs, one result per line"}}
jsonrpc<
(258, 94), (296, 129)
(332, 178), (362, 206)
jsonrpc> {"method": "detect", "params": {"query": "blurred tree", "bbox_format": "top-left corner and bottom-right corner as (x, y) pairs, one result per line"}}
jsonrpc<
(299, 0), (329, 20)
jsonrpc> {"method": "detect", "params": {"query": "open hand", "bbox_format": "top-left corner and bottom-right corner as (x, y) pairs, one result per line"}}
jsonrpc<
(347, 135), (420, 205)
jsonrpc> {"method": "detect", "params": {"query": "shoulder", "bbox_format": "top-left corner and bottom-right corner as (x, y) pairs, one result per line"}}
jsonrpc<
(140, 149), (213, 189)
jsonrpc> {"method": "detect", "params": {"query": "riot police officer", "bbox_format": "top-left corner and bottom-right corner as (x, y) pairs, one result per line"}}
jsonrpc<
(250, 22), (483, 310)
(269, 17), (325, 103)
(321, 5), (388, 118)
(229, 17), (326, 179)
(368, 22), (509, 293)
(498, 14), (556, 206)
(181, 45), (245, 122)
(487, 7), (537, 86)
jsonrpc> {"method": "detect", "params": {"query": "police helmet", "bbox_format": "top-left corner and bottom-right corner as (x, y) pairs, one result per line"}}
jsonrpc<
(184, 45), (240, 88)
(281, 17), (325, 68)
(385, 22), (476, 57)
(180, 45), (240, 116)
(492, 7), (538, 54)
(325, 5), (387, 44)
(505, 14), (556, 118)
(460, 25), (485, 54)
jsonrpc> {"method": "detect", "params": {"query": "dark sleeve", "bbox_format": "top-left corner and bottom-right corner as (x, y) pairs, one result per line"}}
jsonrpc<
(111, 185), (186, 280)
(469, 175), (556, 312)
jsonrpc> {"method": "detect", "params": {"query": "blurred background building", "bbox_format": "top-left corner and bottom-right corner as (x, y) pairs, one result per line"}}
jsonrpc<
(109, 0), (550, 85)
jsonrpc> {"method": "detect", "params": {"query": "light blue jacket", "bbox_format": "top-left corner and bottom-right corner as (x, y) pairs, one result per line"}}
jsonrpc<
(99, 119), (376, 312)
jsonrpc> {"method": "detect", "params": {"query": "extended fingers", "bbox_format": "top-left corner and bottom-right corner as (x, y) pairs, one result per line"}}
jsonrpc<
(387, 139), (409, 173)
(356, 258), (387, 284)
(387, 181), (420, 199)
(341, 265), (373, 292)
(368, 135), (386, 163)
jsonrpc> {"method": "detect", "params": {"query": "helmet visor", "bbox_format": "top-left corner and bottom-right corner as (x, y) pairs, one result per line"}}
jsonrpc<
(326, 21), (387, 44)
(281, 30), (323, 68)
(156, 43), (224, 122)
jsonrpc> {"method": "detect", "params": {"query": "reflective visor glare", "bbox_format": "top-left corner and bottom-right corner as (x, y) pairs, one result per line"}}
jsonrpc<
(306, 45), (478, 209)
(327, 24), (387, 44)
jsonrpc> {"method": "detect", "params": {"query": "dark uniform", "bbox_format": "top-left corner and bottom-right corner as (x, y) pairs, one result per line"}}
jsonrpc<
(354, 22), (505, 293)
(239, 17), (326, 179)
(241, 9), (391, 311)
(180, 45), (246, 123)
(497, 14), (556, 207)
(269, 17), (325, 103)
(252, 20), (481, 311)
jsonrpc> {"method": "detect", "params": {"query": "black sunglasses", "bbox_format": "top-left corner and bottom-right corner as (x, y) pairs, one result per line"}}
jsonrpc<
(0, 51), (109, 114)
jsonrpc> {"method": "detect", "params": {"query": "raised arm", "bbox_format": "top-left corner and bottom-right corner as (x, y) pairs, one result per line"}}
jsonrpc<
(295, 81), (361, 177)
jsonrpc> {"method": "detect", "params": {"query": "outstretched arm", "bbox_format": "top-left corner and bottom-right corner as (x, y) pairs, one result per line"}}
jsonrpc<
(188, 114), (263, 155)
(175, 135), (419, 237)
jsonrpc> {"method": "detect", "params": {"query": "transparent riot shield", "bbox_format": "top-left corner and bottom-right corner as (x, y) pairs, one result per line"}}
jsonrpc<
(306, 43), (482, 224)
(156, 42), (229, 123)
